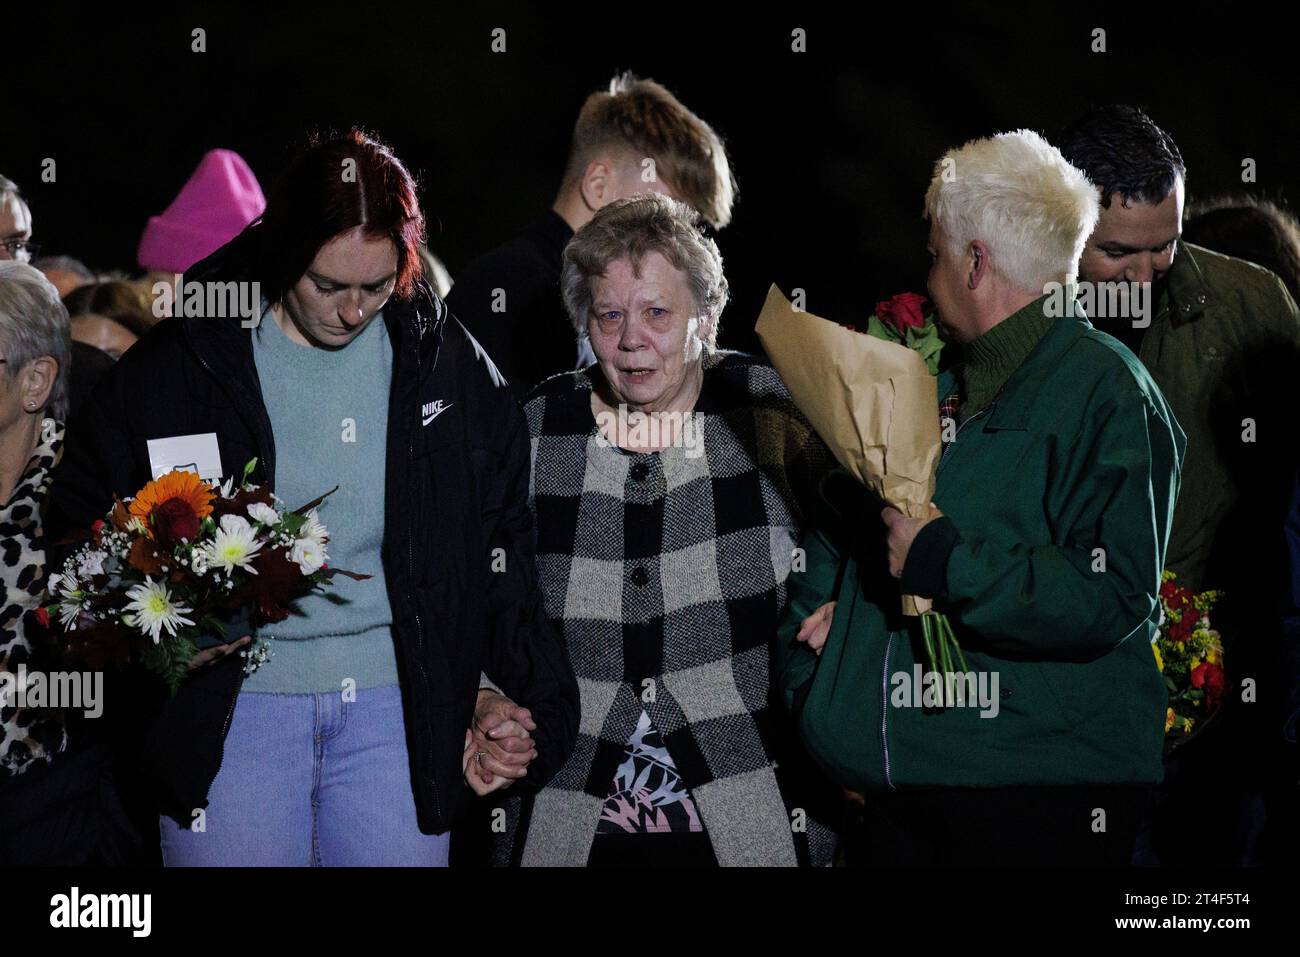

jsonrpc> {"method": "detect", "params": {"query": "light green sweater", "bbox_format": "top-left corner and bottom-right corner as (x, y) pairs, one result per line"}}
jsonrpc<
(241, 305), (399, 693)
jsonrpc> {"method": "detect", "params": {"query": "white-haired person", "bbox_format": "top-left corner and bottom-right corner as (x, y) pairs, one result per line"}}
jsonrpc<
(0, 262), (135, 864)
(775, 130), (1185, 866)
(490, 192), (842, 867)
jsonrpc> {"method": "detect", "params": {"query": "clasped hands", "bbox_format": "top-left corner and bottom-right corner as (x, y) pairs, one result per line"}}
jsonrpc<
(462, 689), (538, 796)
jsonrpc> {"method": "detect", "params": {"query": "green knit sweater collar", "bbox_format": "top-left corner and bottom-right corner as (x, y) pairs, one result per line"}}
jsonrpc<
(959, 295), (1057, 421)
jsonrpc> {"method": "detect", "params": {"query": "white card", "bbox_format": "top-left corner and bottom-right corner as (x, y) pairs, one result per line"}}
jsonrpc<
(146, 433), (224, 482)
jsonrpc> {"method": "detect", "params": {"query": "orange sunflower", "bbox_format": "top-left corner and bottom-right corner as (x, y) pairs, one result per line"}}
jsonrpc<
(129, 470), (216, 540)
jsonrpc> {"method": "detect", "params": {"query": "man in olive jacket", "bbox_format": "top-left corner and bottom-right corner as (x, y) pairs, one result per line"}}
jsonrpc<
(1059, 105), (1300, 865)
(776, 130), (1184, 866)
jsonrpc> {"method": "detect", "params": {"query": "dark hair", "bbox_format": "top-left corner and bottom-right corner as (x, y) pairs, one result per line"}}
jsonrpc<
(62, 280), (157, 338)
(253, 129), (425, 303)
(1184, 195), (1300, 304)
(1055, 105), (1185, 209)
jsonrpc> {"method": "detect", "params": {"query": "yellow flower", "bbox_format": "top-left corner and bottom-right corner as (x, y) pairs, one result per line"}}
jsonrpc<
(1189, 656), (1201, 672)
(1152, 643), (1164, 672)
(1165, 708), (1176, 732)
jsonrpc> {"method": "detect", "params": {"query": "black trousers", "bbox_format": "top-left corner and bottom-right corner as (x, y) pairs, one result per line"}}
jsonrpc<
(858, 785), (1149, 867)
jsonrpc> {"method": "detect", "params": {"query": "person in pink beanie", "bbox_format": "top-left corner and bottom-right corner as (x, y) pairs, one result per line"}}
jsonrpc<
(137, 149), (265, 277)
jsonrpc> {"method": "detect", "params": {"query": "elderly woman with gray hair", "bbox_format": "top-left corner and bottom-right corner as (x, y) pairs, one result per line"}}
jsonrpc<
(490, 192), (840, 866)
(0, 262), (134, 864)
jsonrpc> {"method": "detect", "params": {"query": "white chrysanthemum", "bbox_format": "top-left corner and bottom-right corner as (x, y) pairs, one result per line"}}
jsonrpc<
(51, 570), (85, 629)
(202, 514), (262, 574)
(247, 502), (280, 526)
(290, 537), (328, 575)
(299, 509), (328, 548)
(218, 476), (236, 499)
(122, 577), (195, 644)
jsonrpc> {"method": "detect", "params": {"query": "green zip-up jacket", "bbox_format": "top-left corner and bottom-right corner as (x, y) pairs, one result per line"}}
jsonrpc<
(775, 300), (1185, 792)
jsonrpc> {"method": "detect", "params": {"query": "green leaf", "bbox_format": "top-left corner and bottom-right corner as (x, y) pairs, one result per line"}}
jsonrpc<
(861, 313), (946, 376)
(904, 320), (946, 376)
(863, 314), (905, 346)
(139, 632), (200, 696)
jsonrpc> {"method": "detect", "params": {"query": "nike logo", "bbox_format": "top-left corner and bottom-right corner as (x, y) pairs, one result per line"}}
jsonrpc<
(421, 399), (453, 426)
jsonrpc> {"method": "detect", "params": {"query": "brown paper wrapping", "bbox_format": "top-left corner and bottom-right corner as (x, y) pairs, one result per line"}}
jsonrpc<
(755, 284), (940, 615)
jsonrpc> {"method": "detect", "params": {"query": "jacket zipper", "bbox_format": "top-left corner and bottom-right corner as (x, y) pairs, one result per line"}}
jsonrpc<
(880, 631), (895, 790)
(939, 404), (992, 469)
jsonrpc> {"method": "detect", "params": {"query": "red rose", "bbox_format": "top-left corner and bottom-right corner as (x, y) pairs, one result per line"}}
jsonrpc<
(34, 607), (50, 628)
(875, 292), (930, 335)
(153, 497), (200, 546)
(1159, 580), (1178, 602)
(1191, 662), (1226, 710)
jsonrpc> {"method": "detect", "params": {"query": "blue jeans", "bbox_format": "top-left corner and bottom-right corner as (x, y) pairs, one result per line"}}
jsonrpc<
(160, 684), (450, 866)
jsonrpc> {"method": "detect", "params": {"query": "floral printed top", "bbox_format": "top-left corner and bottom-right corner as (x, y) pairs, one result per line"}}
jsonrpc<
(597, 710), (703, 834)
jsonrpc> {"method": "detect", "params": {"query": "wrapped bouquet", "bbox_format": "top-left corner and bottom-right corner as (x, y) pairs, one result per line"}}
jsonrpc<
(756, 285), (966, 691)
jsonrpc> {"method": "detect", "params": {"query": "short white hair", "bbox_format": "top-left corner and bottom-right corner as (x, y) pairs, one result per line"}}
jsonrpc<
(924, 129), (1100, 291)
(0, 261), (72, 421)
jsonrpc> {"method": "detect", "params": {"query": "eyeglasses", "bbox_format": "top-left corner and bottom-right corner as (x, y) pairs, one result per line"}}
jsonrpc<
(0, 239), (40, 262)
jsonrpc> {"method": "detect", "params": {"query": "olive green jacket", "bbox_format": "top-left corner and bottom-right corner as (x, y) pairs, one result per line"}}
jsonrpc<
(775, 302), (1185, 792)
(1139, 242), (1300, 592)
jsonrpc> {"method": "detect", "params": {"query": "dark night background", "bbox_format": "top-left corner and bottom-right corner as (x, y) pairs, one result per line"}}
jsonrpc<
(5, 4), (1297, 356)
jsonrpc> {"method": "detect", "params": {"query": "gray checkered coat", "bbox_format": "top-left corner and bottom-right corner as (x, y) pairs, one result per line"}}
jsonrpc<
(494, 350), (839, 866)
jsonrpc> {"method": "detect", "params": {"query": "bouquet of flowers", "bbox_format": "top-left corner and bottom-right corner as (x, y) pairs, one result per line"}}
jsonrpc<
(1153, 570), (1225, 750)
(756, 285), (965, 693)
(41, 459), (368, 692)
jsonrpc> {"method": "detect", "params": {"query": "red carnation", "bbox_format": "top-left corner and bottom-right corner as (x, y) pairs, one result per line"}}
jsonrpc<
(875, 292), (930, 336)
(153, 497), (201, 547)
